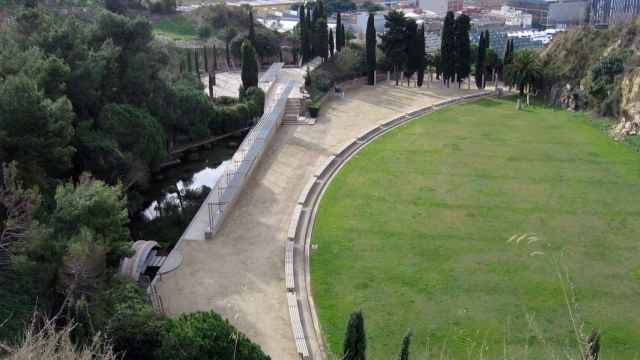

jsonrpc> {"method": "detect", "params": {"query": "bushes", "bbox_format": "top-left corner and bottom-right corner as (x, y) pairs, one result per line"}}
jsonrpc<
(95, 276), (166, 360)
(158, 311), (271, 360)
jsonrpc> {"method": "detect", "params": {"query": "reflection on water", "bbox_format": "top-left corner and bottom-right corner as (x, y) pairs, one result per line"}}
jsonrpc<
(143, 160), (229, 220)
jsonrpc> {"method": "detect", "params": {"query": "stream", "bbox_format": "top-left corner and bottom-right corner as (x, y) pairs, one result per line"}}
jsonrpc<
(129, 137), (241, 248)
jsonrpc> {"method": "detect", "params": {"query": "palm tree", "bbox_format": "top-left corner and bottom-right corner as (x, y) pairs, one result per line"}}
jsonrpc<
(505, 49), (542, 109)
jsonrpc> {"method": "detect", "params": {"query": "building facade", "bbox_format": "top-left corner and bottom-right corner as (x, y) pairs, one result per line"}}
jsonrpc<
(590, 0), (640, 25)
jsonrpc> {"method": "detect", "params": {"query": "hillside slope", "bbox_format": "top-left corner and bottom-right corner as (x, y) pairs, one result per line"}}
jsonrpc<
(541, 19), (640, 137)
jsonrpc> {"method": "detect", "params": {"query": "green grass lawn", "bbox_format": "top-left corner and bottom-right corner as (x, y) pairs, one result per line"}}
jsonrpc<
(311, 97), (640, 359)
(152, 15), (197, 41)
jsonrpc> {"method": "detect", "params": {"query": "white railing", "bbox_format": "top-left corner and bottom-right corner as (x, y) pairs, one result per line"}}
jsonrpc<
(202, 80), (295, 238)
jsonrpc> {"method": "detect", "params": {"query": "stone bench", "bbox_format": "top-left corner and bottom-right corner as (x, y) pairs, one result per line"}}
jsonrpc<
(297, 176), (318, 206)
(285, 240), (295, 291)
(287, 204), (303, 241)
(287, 292), (310, 359)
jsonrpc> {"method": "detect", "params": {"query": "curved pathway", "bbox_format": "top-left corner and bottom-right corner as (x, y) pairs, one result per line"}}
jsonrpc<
(155, 79), (486, 359)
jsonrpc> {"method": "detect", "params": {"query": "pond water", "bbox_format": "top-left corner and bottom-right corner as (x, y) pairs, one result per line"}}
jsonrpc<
(129, 138), (241, 246)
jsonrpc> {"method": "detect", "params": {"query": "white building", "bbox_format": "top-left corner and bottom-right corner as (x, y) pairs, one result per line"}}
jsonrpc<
(417, 0), (448, 16)
(490, 6), (534, 27)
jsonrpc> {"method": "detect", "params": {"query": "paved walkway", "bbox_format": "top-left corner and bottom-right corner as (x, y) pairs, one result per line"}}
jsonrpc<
(155, 80), (485, 359)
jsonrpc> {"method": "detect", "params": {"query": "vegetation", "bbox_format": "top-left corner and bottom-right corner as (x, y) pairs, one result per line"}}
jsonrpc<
(342, 311), (366, 360)
(312, 97), (640, 359)
(153, 15), (196, 40)
(365, 13), (376, 85)
(0, 5), (269, 359)
(241, 40), (259, 89)
(158, 311), (271, 360)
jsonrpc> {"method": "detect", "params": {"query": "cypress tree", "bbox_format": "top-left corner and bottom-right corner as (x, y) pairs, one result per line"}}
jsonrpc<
(342, 24), (347, 47)
(343, 311), (366, 360)
(208, 73), (214, 98)
(398, 331), (412, 360)
(416, 24), (426, 87)
(213, 44), (218, 70)
(475, 30), (486, 89)
(194, 48), (200, 77)
(306, 6), (313, 56)
(440, 11), (455, 87)
(484, 30), (491, 83)
(336, 12), (343, 52)
(240, 40), (259, 89)
(318, 17), (329, 61)
(203, 46), (209, 73)
(299, 4), (309, 63)
(329, 28), (335, 57)
(366, 12), (376, 85)
(249, 10), (257, 48)
(404, 19), (420, 86)
(186, 50), (192, 72)
(454, 13), (471, 88)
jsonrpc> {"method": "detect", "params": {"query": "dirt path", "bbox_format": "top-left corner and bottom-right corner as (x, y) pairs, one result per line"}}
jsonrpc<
(155, 80), (484, 359)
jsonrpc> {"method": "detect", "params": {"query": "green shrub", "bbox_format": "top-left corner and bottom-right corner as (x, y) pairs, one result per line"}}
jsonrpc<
(95, 276), (166, 360)
(158, 311), (270, 360)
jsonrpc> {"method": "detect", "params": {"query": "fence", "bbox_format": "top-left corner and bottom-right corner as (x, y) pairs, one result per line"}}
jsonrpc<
(202, 80), (295, 238)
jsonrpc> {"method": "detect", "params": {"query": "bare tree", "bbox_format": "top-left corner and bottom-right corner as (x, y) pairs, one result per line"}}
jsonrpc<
(0, 162), (40, 271)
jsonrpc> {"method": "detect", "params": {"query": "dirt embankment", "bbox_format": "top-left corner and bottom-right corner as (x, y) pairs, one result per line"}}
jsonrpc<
(541, 19), (640, 137)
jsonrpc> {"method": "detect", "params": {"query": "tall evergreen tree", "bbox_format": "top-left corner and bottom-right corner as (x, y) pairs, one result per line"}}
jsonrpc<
(240, 40), (259, 89)
(203, 46), (209, 73)
(454, 13), (471, 88)
(186, 50), (192, 72)
(380, 10), (408, 85)
(329, 28), (335, 57)
(249, 10), (257, 48)
(416, 24), (426, 87)
(398, 331), (412, 360)
(343, 311), (366, 360)
(306, 6), (313, 56)
(440, 11), (456, 87)
(213, 44), (218, 70)
(484, 30), (491, 83)
(194, 48), (200, 77)
(337, 13), (343, 51)
(318, 17), (329, 61)
(475, 30), (486, 89)
(404, 19), (420, 86)
(299, 4), (310, 62)
(341, 24), (347, 48)
(365, 12), (377, 85)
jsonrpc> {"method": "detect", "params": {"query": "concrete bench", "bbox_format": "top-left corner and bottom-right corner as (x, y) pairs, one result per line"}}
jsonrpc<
(313, 155), (336, 178)
(285, 240), (295, 291)
(297, 177), (317, 205)
(287, 204), (303, 241)
(287, 293), (310, 359)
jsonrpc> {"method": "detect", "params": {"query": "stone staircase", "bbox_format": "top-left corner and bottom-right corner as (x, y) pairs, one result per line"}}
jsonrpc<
(282, 98), (316, 125)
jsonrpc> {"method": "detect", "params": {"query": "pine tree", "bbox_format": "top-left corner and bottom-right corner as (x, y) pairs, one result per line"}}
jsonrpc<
(398, 331), (411, 360)
(249, 10), (257, 48)
(454, 13), (471, 88)
(380, 10), (408, 85)
(329, 28), (335, 57)
(336, 12), (343, 52)
(366, 12), (377, 85)
(240, 40), (259, 89)
(475, 31), (485, 89)
(416, 24), (426, 87)
(440, 11), (456, 87)
(343, 311), (366, 360)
